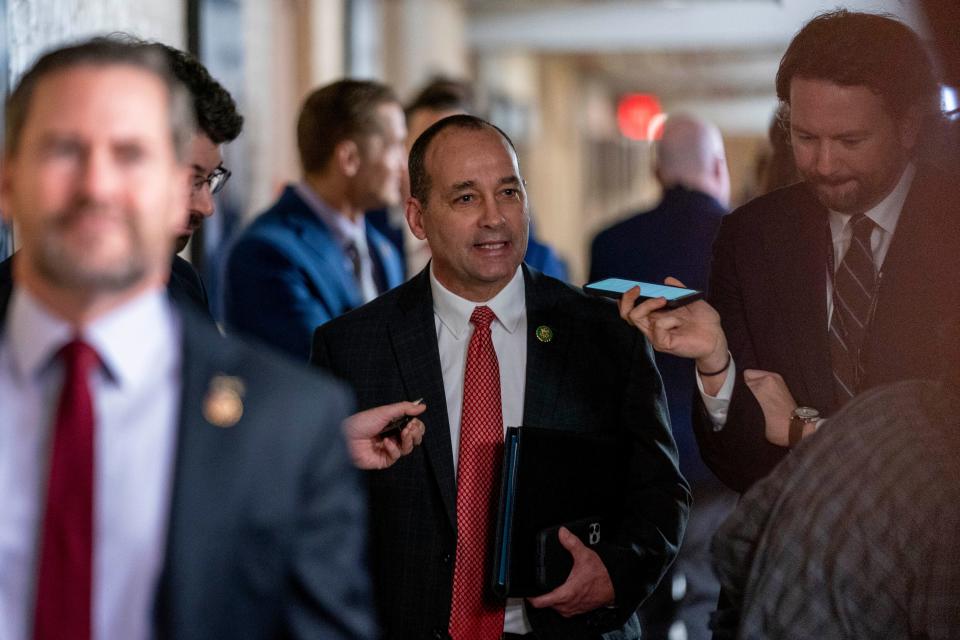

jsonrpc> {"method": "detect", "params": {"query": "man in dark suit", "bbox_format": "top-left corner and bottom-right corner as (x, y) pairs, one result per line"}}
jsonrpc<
(223, 79), (405, 360)
(0, 38), (373, 639)
(620, 9), (960, 492)
(312, 114), (690, 639)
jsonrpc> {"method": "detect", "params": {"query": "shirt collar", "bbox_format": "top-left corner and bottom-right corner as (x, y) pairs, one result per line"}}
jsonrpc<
(294, 181), (367, 249)
(8, 286), (177, 388)
(429, 265), (525, 339)
(829, 162), (916, 237)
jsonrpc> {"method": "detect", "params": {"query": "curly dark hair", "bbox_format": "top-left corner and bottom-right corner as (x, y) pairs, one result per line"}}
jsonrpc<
(776, 10), (939, 125)
(405, 77), (475, 120)
(158, 43), (243, 144)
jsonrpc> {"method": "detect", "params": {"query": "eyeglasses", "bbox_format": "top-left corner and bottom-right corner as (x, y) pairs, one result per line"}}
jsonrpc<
(192, 166), (232, 195)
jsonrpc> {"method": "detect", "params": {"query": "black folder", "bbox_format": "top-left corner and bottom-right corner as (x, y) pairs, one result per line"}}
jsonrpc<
(491, 426), (627, 598)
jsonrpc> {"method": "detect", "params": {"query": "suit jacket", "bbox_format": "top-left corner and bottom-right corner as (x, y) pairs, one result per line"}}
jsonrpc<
(311, 265), (690, 640)
(222, 185), (404, 360)
(589, 187), (726, 484)
(695, 165), (960, 492)
(0, 254), (214, 321)
(169, 254), (211, 318)
(0, 284), (376, 639)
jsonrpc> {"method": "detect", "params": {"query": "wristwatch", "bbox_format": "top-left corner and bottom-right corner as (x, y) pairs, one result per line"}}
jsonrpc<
(789, 406), (820, 447)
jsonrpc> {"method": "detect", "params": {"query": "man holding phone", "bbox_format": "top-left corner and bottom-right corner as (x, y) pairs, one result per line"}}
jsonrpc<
(312, 114), (689, 640)
(620, 10), (960, 492)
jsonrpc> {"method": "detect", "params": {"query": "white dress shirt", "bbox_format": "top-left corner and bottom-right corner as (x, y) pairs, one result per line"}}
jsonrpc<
(700, 164), (916, 428)
(295, 182), (380, 303)
(429, 265), (532, 633)
(0, 287), (182, 640)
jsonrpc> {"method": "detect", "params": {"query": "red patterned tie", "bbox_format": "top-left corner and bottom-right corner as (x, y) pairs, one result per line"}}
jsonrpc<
(34, 339), (99, 640)
(449, 306), (505, 639)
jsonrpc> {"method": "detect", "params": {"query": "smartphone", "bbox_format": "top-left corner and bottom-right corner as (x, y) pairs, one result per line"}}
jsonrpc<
(376, 398), (423, 441)
(583, 278), (703, 308)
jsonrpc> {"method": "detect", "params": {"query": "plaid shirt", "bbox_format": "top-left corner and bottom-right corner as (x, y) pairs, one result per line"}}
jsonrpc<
(712, 380), (960, 639)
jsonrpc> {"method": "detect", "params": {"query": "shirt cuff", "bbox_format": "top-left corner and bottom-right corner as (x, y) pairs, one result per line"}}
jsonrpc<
(696, 353), (736, 431)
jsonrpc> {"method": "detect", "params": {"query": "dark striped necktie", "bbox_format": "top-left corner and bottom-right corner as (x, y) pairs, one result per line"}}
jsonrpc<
(829, 214), (876, 402)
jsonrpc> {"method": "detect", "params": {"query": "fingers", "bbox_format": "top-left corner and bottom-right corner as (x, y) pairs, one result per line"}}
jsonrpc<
(398, 419), (425, 454)
(663, 276), (687, 288)
(557, 526), (583, 553)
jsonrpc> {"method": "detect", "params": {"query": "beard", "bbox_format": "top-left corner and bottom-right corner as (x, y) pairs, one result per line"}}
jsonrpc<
(808, 177), (867, 213)
(31, 200), (149, 292)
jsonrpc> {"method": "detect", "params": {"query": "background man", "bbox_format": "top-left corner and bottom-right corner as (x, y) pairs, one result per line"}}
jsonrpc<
(590, 113), (731, 640)
(0, 38), (374, 639)
(621, 9), (960, 492)
(312, 114), (690, 639)
(223, 79), (405, 359)
(162, 43), (243, 314)
(590, 112), (729, 484)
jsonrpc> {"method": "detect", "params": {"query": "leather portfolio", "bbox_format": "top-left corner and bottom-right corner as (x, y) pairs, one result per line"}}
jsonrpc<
(490, 425), (626, 598)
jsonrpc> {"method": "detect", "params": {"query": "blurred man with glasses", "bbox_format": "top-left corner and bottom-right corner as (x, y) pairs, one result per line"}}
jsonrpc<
(160, 44), (242, 316)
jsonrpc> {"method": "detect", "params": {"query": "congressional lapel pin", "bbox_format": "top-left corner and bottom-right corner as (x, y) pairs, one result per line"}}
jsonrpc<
(535, 325), (554, 343)
(204, 374), (246, 428)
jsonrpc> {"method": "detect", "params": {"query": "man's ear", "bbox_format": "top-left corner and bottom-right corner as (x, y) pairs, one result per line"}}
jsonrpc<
(898, 104), (923, 151)
(335, 139), (362, 177)
(405, 197), (428, 241)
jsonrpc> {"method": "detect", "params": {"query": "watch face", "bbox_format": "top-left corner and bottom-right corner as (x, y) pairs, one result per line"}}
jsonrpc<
(794, 406), (820, 420)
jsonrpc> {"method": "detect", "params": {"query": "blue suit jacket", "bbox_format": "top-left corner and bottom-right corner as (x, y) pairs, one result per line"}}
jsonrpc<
(589, 187), (726, 483)
(222, 186), (404, 361)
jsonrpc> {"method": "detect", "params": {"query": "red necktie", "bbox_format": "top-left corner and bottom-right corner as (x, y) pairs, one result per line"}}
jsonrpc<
(449, 306), (505, 639)
(34, 339), (99, 640)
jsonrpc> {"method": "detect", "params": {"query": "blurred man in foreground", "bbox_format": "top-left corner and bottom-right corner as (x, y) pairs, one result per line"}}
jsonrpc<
(0, 38), (374, 639)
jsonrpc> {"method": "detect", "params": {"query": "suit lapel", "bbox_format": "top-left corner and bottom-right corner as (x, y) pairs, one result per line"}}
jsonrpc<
(765, 189), (835, 411)
(390, 269), (457, 527)
(280, 188), (363, 310)
(156, 311), (248, 624)
(521, 267), (574, 427)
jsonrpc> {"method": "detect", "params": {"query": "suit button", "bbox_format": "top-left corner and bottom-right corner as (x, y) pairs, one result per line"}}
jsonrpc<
(431, 628), (451, 640)
(441, 553), (452, 565)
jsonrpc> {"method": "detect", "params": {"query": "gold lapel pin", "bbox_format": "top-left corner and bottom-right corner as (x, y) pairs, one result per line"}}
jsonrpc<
(535, 325), (554, 343)
(204, 374), (246, 428)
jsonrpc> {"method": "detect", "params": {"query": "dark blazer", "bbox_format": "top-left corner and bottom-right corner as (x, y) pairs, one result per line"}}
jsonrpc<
(311, 265), (690, 640)
(222, 185), (405, 361)
(589, 187), (726, 484)
(0, 254), (214, 320)
(0, 285), (376, 639)
(695, 166), (960, 492)
(169, 254), (211, 317)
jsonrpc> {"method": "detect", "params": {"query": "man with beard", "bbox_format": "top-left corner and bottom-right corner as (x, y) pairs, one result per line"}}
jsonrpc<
(0, 38), (375, 639)
(0, 43), (242, 318)
(312, 114), (689, 639)
(618, 10), (960, 492)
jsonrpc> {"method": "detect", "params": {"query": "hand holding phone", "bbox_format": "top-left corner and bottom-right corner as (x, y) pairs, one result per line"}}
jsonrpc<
(583, 278), (703, 308)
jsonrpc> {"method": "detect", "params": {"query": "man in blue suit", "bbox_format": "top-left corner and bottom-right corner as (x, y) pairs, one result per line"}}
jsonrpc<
(223, 79), (405, 360)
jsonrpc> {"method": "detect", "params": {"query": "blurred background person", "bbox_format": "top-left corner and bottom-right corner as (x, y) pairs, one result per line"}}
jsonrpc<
(590, 113), (732, 640)
(222, 79), (405, 360)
